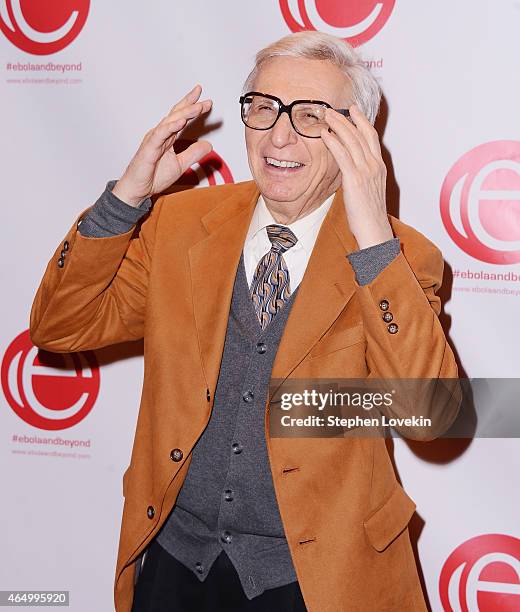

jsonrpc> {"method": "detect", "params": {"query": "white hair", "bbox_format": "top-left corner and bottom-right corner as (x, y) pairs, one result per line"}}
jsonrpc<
(242, 31), (381, 125)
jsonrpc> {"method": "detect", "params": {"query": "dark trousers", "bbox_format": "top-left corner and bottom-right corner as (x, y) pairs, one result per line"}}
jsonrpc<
(131, 539), (307, 612)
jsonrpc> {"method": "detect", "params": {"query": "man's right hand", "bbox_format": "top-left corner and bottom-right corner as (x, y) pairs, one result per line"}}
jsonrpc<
(112, 84), (213, 207)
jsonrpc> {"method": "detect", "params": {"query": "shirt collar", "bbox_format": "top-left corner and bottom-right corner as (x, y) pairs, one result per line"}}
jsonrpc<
(245, 192), (335, 255)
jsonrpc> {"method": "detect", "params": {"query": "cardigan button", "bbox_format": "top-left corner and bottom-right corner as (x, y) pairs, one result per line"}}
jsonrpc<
(379, 299), (389, 311)
(170, 448), (183, 462)
(63, 240), (69, 251)
(382, 311), (393, 323)
(220, 530), (233, 544)
(57, 257), (65, 268)
(146, 505), (155, 519)
(242, 390), (254, 403)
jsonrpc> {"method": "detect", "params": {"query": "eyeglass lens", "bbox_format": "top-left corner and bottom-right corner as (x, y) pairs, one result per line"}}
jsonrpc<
(241, 94), (329, 137)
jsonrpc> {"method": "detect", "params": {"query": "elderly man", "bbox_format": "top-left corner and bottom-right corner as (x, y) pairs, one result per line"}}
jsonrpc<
(30, 31), (459, 612)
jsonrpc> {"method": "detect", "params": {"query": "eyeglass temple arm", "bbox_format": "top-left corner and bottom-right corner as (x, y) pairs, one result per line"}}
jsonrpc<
(336, 108), (357, 126)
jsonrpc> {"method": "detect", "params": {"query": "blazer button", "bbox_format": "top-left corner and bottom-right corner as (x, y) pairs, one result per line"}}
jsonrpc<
(382, 311), (393, 323)
(387, 323), (399, 334)
(379, 299), (390, 311)
(206, 389), (211, 402)
(170, 448), (183, 462)
(63, 240), (69, 251)
(57, 257), (65, 268)
(147, 505), (155, 519)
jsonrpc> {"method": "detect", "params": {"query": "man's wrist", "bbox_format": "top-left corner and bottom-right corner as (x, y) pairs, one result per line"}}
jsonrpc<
(351, 219), (394, 250)
(111, 180), (149, 208)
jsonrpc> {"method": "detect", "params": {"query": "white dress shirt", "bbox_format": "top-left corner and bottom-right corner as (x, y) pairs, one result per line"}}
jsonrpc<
(243, 193), (335, 291)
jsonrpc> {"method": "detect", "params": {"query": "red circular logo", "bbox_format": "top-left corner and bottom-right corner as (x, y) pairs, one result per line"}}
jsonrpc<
(174, 139), (234, 187)
(439, 534), (520, 611)
(440, 141), (520, 265)
(0, 0), (90, 55)
(279, 0), (395, 46)
(1, 330), (100, 430)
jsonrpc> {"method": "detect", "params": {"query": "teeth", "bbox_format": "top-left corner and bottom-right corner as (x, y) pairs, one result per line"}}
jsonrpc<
(266, 157), (303, 168)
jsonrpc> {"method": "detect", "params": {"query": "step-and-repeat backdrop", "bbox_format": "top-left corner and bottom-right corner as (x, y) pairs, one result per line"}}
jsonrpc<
(1, 2), (519, 610)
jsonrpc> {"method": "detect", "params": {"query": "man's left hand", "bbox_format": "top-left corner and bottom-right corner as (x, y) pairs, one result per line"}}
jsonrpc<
(321, 104), (393, 249)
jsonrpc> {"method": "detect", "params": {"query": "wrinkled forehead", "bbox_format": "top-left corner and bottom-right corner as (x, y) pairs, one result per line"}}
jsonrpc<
(251, 56), (352, 108)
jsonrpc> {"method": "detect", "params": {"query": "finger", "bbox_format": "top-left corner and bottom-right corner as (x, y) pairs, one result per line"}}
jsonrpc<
(348, 104), (382, 158)
(150, 101), (212, 147)
(176, 140), (213, 173)
(162, 100), (212, 132)
(320, 127), (356, 174)
(158, 98), (213, 125)
(324, 108), (370, 166)
(165, 84), (203, 118)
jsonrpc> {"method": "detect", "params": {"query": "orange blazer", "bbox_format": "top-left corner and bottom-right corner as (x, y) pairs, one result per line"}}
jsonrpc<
(30, 180), (460, 611)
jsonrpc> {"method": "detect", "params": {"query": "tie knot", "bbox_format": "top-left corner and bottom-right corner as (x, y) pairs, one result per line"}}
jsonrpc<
(266, 224), (298, 254)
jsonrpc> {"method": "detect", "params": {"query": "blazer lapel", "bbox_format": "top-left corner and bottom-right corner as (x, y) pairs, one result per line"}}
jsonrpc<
(188, 181), (260, 392)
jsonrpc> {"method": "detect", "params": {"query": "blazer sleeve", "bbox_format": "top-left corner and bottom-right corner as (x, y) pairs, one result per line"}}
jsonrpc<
(29, 195), (165, 353)
(357, 219), (462, 440)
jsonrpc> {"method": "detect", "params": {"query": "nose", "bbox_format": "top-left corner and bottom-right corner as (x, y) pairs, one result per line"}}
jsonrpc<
(269, 110), (298, 148)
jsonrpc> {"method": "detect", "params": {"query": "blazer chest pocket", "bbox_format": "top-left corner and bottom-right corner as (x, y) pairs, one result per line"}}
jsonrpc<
(363, 484), (416, 552)
(310, 324), (365, 359)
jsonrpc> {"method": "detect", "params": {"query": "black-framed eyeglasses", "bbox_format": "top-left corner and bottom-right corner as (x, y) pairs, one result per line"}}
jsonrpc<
(239, 91), (351, 139)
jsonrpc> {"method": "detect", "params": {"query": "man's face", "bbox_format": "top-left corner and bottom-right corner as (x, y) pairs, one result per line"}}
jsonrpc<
(244, 55), (352, 216)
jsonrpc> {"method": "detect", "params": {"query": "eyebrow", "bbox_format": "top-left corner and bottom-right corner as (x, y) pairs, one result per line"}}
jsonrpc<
(251, 91), (334, 106)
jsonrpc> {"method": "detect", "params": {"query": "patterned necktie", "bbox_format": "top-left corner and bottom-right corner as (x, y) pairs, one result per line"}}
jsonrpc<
(250, 224), (298, 330)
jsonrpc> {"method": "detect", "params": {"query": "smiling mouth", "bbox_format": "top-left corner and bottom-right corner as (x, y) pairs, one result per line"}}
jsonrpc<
(264, 156), (305, 171)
